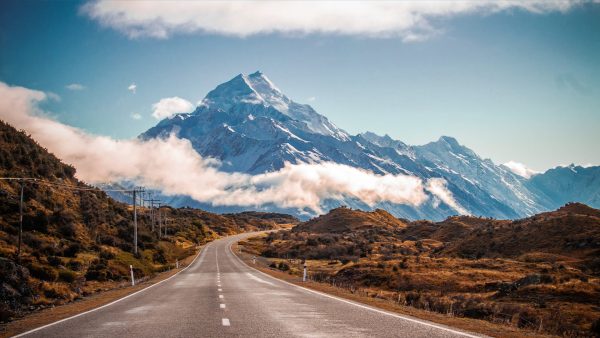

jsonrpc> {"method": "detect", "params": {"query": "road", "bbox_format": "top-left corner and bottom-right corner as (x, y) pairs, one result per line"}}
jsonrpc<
(18, 233), (481, 338)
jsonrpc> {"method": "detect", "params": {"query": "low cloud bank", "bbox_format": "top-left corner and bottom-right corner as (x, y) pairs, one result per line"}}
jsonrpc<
(0, 81), (467, 215)
(503, 161), (540, 179)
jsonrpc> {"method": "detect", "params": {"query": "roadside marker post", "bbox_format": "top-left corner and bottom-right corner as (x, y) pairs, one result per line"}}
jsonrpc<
(303, 263), (307, 282)
(252, 256), (256, 264)
(130, 265), (135, 286)
(176, 259), (179, 269)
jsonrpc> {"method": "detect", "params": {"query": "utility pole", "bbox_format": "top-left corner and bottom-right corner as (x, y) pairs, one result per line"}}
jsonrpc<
(17, 182), (24, 263)
(144, 197), (160, 233)
(157, 203), (162, 238)
(0, 177), (36, 263)
(132, 186), (145, 255)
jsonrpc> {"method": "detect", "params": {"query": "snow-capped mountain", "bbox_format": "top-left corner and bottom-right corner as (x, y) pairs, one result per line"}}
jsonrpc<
(139, 71), (599, 220)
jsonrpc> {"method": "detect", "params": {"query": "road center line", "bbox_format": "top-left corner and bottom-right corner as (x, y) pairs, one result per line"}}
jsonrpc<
(222, 318), (230, 326)
(219, 294), (224, 299)
(218, 288), (222, 292)
(220, 303), (226, 309)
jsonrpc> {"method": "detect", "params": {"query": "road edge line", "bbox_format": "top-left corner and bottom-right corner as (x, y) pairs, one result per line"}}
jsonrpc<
(13, 242), (210, 337)
(228, 238), (484, 338)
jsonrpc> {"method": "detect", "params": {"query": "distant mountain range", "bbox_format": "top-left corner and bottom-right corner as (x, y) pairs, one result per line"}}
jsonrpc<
(139, 71), (599, 220)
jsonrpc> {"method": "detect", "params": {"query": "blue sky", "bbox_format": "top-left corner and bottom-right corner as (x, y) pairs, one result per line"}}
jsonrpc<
(0, 1), (599, 171)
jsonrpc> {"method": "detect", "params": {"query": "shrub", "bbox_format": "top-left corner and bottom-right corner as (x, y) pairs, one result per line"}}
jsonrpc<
(99, 251), (115, 260)
(58, 269), (77, 283)
(98, 235), (117, 246)
(47, 256), (62, 267)
(28, 263), (58, 281)
(63, 243), (81, 257)
(58, 223), (76, 238)
(22, 232), (42, 249)
(67, 260), (83, 271)
(591, 318), (600, 337)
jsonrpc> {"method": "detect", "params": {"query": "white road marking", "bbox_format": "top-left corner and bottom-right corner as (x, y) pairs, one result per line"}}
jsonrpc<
(245, 272), (275, 286)
(13, 243), (210, 338)
(220, 304), (226, 309)
(218, 288), (222, 292)
(228, 239), (482, 338)
(222, 318), (230, 326)
(125, 305), (152, 314)
(219, 295), (224, 299)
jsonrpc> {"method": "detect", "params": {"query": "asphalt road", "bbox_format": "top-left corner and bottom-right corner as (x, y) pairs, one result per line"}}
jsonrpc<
(18, 233), (482, 338)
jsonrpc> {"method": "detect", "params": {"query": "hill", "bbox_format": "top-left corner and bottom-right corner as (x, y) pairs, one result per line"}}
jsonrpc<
(293, 206), (407, 233)
(247, 204), (600, 336)
(0, 120), (297, 322)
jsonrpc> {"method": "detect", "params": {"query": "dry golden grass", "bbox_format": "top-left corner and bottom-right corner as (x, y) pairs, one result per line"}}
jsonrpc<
(243, 204), (600, 336)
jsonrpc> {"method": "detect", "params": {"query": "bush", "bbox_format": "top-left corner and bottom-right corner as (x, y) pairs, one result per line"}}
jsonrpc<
(67, 260), (83, 271)
(591, 318), (600, 337)
(99, 251), (115, 260)
(58, 223), (76, 238)
(58, 269), (77, 283)
(98, 235), (117, 246)
(47, 256), (62, 266)
(22, 232), (42, 249)
(28, 263), (58, 281)
(63, 243), (81, 257)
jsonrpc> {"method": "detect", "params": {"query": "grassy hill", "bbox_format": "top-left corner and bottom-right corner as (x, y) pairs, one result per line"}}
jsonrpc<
(0, 120), (298, 322)
(246, 204), (600, 336)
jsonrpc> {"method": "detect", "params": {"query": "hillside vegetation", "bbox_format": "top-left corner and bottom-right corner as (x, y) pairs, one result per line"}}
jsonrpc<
(0, 120), (297, 322)
(245, 205), (600, 336)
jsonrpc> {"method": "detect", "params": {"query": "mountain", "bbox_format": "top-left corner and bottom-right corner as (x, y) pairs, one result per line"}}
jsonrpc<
(0, 120), (297, 321)
(140, 71), (600, 220)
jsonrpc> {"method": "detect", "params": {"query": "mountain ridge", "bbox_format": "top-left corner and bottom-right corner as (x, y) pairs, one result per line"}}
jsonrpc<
(139, 71), (599, 220)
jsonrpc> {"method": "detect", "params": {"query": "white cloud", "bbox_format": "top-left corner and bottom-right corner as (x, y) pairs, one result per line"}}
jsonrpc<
(66, 83), (85, 91)
(128, 83), (137, 94)
(307, 96), (316, 102)
(151, 97), (194, 120)
(425, 178), (469, 215)
(131, 112), (142, 120)
(503, 161), (540, 179)
(0, 81), (446, 214)
(81, 1), (580, 41)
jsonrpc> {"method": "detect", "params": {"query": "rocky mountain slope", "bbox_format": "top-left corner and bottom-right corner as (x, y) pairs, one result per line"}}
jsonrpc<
(140, 71), (599, 220)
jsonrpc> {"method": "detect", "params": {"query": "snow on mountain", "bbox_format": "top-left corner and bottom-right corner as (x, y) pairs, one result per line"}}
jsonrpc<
(138, 72), (599, 220)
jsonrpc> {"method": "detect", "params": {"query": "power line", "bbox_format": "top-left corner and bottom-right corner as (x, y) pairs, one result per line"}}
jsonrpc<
(1, 177), (151, 258)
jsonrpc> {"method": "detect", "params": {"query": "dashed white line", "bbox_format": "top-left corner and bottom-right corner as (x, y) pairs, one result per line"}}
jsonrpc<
(222, 318), (230, 326)
(218, 288), (222, 292)
(219, 295), (224, 299)
(220, 304), (226, 309)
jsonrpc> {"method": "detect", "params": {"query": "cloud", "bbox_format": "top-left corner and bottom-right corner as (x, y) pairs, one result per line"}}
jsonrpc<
(503, 161), (540, 179)
(151, 97), (195, 120)
(131, 112), (142, 120)
(66, 83), (85, 91)
(0, 81), (453, 214)
(307, 96), (316, 102)
(128, 83), (137, 94)
(425, 178), (469, 215)
(81, 1), (580, 41)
